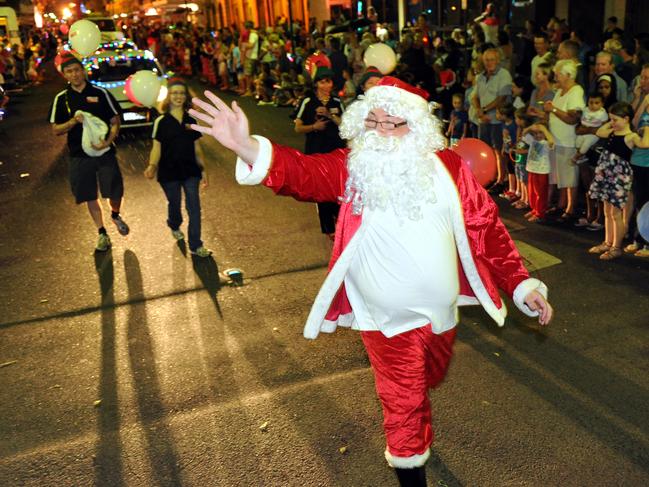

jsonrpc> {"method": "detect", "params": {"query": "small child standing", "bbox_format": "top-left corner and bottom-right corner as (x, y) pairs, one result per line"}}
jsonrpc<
(340, 67), (357, 107)
(510, 108), (534, 210)
(445, 93), (468, 146)
(464, 65), (479, 138)
(497, 103), (519, 201)
(573, 92), (609, 164)
(588, 102), (649, 260)
(524, 123), (555, 223)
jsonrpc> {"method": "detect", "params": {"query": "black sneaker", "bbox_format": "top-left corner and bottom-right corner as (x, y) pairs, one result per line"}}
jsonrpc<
(487, 182), (505, 195)
(112, 216), (130, 236)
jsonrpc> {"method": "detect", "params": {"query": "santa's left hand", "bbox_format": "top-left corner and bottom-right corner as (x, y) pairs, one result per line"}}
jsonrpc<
(524, 290), (553, 326)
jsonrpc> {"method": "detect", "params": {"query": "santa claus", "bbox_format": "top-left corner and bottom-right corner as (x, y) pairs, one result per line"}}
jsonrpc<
(190, 77), (553, 487)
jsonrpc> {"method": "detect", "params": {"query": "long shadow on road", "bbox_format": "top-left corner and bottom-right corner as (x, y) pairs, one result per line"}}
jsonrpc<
(124, 250), (183, 486)
(93, 250), (124, 486)
(460, 313), (649, 474)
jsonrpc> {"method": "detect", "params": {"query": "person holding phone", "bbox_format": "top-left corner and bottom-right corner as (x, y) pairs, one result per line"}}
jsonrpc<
(294, 67), (346, 239)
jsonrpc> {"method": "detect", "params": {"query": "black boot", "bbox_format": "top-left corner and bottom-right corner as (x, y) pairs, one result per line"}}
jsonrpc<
(394, 466), (427, 487)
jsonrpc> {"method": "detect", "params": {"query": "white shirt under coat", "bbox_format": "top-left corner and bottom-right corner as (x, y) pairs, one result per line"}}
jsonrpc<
(344, 183), (459, 338)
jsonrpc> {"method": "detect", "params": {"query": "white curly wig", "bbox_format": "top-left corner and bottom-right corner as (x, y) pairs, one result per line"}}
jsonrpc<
(339, 83), (447, 152)
(337, 82), (448, 220)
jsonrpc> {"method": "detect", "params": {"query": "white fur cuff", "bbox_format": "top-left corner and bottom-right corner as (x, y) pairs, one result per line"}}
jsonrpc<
(385, 448), (430, 468)
(235, 135), (273, 185)
(512, 278), (548, 317)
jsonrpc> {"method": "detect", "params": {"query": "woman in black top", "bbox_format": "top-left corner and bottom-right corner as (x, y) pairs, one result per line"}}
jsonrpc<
(144, 78), (212, 257)
(294, 67), (346, 239)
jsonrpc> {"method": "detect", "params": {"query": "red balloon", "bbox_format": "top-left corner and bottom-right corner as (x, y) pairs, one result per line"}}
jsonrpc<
(305, 52), (331, 78)
(60, 23), (69, 35)
(452, 138), (498, 188)
(124, 75), (142, 106)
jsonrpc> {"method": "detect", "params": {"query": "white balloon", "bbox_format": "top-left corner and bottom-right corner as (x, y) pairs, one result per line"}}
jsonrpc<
(69, 20), (101, 57)
(363, 43), (397, 75)
(128, 70), (162, 108)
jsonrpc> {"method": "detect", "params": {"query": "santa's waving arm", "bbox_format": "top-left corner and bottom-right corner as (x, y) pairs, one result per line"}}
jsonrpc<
(190, 91), (260, 164)
(190, 91), (347, 203)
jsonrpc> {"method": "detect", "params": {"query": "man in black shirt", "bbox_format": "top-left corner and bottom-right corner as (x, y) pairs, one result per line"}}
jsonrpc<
(48, 53), (129, 252)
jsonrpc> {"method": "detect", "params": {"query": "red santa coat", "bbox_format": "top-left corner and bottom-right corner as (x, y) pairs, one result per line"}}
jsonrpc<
(236, 136), (547, 339)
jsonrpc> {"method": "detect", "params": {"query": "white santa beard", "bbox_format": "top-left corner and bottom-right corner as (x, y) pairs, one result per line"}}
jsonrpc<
(343, 130), (438, 220)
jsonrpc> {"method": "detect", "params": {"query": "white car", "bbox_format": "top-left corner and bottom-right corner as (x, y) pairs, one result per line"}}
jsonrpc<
(83, 49), (169, 129)
(85, 16), (125, 42)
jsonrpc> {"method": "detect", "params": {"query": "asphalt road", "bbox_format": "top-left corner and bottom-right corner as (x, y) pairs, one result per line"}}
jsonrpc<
(0, 69), (648, 487)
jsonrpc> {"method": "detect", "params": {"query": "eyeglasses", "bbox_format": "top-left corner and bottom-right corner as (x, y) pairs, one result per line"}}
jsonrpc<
(364, 119), (408, 130)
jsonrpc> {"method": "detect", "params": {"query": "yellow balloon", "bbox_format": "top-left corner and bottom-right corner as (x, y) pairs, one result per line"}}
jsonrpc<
(128, 70), (162, 108)
(363, 43), (397, 75)
(69, 20), (101, 57)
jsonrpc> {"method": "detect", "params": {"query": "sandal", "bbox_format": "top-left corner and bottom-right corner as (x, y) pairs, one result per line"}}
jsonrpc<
(524, 210), (535, 218)
(589, 242), (612, 254)
(600, 247), (623, 260)
(556, 212), (574, 223)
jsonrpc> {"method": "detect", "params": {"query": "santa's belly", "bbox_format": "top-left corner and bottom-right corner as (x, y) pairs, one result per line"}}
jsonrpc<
(344, 205), (460, 337)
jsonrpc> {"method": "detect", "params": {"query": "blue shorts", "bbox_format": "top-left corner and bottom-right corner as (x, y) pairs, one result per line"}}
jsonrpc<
(515, 163), (528, 184)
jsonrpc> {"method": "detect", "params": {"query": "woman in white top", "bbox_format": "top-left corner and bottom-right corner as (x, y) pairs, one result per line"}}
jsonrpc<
(543, 59), (585, 220)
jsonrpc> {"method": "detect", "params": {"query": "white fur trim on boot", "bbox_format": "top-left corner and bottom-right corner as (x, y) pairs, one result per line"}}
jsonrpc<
(385, 448), (430, 468)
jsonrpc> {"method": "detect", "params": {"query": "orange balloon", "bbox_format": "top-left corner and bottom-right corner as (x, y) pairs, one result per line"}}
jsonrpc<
(452, 138), (498, 188)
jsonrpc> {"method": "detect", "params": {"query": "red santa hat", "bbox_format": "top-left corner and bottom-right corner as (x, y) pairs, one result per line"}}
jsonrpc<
(363, 76), (431, 119)
(339, 75), (446, 151)
(439, 69), (457, 88)
(54, 51), (82, 74)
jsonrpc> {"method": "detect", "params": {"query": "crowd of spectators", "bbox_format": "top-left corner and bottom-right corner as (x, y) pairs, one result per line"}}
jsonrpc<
(3, 9), (649, 260)
(0, 26), (59, 88)
(152, 11), (648, 260)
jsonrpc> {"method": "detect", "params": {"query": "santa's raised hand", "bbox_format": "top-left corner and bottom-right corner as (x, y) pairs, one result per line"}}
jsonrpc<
(189, 91), (260, 164)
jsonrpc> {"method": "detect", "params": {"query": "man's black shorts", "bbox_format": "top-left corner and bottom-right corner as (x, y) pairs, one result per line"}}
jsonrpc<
(69, 152), (124, 204)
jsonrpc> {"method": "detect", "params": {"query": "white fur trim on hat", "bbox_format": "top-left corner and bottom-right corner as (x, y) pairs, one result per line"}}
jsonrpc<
(364, 85), (430, 119)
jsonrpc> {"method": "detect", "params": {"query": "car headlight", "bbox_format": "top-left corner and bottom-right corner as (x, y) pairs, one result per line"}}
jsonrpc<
(157, 84), (167, 102)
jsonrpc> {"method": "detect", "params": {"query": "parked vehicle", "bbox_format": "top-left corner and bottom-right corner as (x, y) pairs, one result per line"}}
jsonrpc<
(83, 49), (169, 128)
(85, 15), (125, 42)
(0, 7), (20, 46)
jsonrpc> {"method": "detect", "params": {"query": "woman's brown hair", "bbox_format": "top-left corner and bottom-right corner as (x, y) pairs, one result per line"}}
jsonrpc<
(161, 78), (192, 113)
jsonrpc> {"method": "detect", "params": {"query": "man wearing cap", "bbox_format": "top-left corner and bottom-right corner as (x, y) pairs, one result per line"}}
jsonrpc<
(49, 52), (129, 252)
(294, 66), (346, 239)
(357, 66), (383, 95)
(190, 77), (553, 487)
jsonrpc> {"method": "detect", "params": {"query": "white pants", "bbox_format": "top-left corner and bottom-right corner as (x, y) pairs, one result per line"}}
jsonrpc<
(575, 134), (600, 155)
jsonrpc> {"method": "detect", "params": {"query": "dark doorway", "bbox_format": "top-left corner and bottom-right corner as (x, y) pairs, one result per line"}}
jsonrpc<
(625, 0), (649, 37)
(510, 0), (556, 31)
(569, 0), (605, 46)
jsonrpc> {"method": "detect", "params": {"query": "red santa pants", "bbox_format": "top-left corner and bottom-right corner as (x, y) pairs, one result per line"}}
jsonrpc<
(360, 325), (456, 464)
